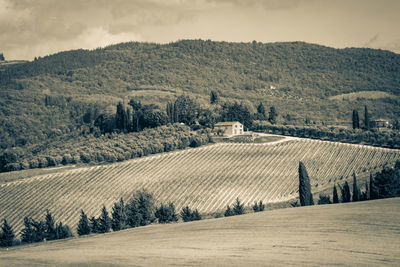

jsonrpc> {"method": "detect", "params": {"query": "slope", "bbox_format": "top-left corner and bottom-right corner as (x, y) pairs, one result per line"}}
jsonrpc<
(1, 138), (399, 236)
(1, 40), (400, 149)
(1, 198), (399, 266)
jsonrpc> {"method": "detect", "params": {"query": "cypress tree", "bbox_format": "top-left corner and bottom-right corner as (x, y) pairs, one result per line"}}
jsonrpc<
(0, 219), (15, 247)
(352, 173), (360, 202)
(333, 184), (339, 203)
(364, 181), (370, 200)
(98, 205), (111, 233)
(210, 90), (219, 104)
(77, 210), (91, 236)
(256, 102), (266, 120)
(233, 197), (245, 215)
(298, 161), (314, 206)
(252, 201), (260, 212)
(369, 173), (378, 200)
(268, 106), (278, 124)
(352, 110), (360, 129)
(192, 209), (201, 221)
(258, 200), (265, 211)
(364, 105), (370, 130)
(341, 181), (351, 203)
(44, 209), (56, 240)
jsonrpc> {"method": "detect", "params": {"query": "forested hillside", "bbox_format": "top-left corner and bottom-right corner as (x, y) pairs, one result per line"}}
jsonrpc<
(1, 40), (399, 152)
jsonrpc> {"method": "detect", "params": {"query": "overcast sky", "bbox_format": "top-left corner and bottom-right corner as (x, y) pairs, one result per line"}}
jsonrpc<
(1, 0), (399, 60)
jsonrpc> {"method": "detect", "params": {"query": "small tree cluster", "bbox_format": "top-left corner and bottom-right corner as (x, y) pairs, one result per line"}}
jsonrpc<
(252, 200), (265, 212)
(155, 203), (178, 224)
(21, 211), (72, 243)
(0, 219), (15, 247)
(180, 206), (201, 222)
(224, 198), (245, 217)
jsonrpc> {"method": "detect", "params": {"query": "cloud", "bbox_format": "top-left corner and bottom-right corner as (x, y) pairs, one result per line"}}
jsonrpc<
(0, 0), (202, 59)
(205, 0), (303, 9)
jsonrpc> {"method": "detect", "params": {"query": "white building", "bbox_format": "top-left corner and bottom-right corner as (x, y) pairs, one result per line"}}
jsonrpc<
(214, 121), (244, 136)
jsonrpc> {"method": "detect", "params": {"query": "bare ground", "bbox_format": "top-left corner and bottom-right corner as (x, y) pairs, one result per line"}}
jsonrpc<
(1, 198), (399, 266)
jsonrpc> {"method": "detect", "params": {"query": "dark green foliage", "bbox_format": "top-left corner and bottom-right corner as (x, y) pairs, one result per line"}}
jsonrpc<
(352, 110), (360, 129)
(44, 209), (57, 240)
(341, 181), (351, 203)
(352, 173), (361, 202)
(174, 95), (198, 126)
(233, 198), (245, 215)
(224, 205), (234, 217)
(318, 194), (331, 205)
(20, 217), (34, 243)
(97, 206), (111, 233)
(253, 122), (400, 149)
(371, 164), (400, 199)
(55, 222), (72, 239)
(77, 210), (91, 236)
(155, 203), (178, 223)
(0, 219), (15, 247)
(252, 200), (265, 212)
(126, 190), (155, 227)
(210, 90), (219, 104)
(115, 102), (128, 132)
(220, 102), (253, 129)
(180, 206), (202, 222)
(364, 105), (370, 130)
(89, 217), (99, 233)
(333, 185), (339, 203)
(111, 198), (128, 231)
(268, 106), (278, 124)
(298, 161), (314, 206)
(0, 53), (4, 61)
(369, 173), (379, 200)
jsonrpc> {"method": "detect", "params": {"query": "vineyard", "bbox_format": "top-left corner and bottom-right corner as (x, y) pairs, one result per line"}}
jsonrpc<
(1, 139), (399, 235)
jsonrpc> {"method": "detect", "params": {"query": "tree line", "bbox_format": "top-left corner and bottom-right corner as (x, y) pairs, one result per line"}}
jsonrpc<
(298, 160), (400, 206)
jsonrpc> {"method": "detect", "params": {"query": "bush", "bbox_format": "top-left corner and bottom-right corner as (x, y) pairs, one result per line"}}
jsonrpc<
(252, 200), (265, 212)
(317, 194), (331, 205)
(180, 206), (202, 222)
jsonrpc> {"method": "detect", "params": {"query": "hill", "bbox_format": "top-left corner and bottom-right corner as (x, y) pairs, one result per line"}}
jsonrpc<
(1, 137), (398, 235)
(1, 198), (399, 266)
(1, 40), (400, 150)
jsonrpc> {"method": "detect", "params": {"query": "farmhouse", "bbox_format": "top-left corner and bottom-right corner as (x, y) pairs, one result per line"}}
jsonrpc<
(214, 121), (244, 136)
(371, 119), (390, 129)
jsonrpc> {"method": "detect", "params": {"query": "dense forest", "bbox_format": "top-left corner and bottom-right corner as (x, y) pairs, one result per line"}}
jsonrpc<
(1, 40), (399, 166)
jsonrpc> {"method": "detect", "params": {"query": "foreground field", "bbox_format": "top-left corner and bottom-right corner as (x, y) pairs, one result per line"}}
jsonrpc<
(1, 138), (399, 235)
(1, 198), (399, 266)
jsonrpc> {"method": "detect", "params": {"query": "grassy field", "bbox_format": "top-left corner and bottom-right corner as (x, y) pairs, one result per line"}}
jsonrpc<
(1, 198), (399, 266)
(1, 138), (399, 236)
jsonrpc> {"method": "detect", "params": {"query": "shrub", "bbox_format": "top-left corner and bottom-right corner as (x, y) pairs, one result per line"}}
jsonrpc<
(224, 205), (234, 217)
(233, 198), (245, 215)
(318, 194), (331, 205)
(180, 206), (202, 222)
(0, 219), (15, 247)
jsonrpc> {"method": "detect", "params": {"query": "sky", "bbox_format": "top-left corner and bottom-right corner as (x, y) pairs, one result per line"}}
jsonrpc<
(1, 0), (400, 60)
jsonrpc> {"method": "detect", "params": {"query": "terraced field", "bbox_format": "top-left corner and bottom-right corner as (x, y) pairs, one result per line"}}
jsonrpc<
(0, 138), (399, 235)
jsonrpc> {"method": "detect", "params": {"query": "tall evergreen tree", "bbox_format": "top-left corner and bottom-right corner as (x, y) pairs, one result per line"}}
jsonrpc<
(21, 217), (34, 243)
(0, 219), (15, 247)
(369, 173), (378, 200)
(332, 184), (339, 203)
(255, 102), (266, 120)
(210, 90), (219, 104)
(352, 110), (360, 129)
(364, 181), (369, 200)
(364, 105), (370, 130)
(268, 106), (278, 124)
(224, 205), (234, 217)
(77, 210), (91, 236)
(180, 206), (193, 222)
(298, 161), (314, 206)
(111, 198), (127, 231)
(352, 173), (360, 202)
(115, 102), (127, 132)
(89, 216), (99, 233)
(341, 181), (351, 203)
(98, 205), (111, 233)
(233, 197), (245, 215)
(44, 209), (56, 240)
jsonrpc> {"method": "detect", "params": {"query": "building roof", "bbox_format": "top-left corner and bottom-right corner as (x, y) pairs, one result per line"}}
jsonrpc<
(214, 121), (242, 126)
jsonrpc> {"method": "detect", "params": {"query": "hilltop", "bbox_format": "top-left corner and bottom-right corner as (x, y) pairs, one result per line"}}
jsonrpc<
(1, 198), (399, 266)
(1, 40), (399, 150)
